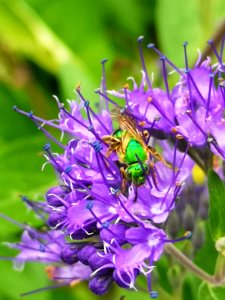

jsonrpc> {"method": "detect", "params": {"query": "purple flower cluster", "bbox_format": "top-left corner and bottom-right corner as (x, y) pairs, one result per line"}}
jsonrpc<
(3, 36), (225, 297)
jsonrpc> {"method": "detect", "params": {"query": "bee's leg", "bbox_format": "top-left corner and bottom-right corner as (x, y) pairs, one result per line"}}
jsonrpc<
(102, 136), (121, 158)
(120, 167), (127, 194)
(147, 146), (172, 168)
(105, 142), (122, 158)
(149, 161), (159, 186)
(105, 148), (114, 158)
(102, 136), (112, 158)
(102, 135), (121, 144)
(102, 135), (114, 143)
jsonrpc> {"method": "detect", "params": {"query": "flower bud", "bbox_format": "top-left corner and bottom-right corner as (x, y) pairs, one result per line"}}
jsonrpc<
(60, 244), (82, 265)
(46, 186), (66, 206)
(64, 189), (86, 204)
(215, 237), (225, 256)
(71, 221), (98, 240)
(48, 211), (66, 229)
(198, 195), (209, 220)
(77, 245), (96, 265)
(183, 205), (195, 231)
(167, 265), (181, 288)
(166, 210), (180, 238)
(192, 221), (205, 250)
(89, 275), (113, 295)
(100, 223), (127, 244)
(88, 253), (112, 276)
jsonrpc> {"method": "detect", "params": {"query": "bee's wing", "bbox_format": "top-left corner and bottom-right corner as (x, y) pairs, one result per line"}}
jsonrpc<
(111, 108), (171, 167)
(111, 107), (146, 146)
(148, 146), (172, 168)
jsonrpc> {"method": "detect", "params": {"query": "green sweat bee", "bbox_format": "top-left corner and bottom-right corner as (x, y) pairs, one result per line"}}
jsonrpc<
(102, 107), (171, 192)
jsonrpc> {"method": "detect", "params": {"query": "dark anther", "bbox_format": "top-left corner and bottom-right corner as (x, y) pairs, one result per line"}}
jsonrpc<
(64, 166), (73, 174)
(21, 196), (28, 202)
(102, 221), (110, 228)
(137, 36), (144, 43)
(91, 141), (103, 152)
(84, 100), (90, 107)
(160, 55), (166, 60)
(86, 201), (94, 210)
(43, 143), (51, 151)
(184, 231), (192, 239)
(76, 84), (81, 92)
(207, 39), (214, 45)
(150, 291), (158, 298)
(28, 111), (33, 118)
(58, 103), (64, 109)
(101, 58), (108, 64)
(39, 244), (46, 253)
(88, 125), (94, 131)
(147, 43), (155, 49)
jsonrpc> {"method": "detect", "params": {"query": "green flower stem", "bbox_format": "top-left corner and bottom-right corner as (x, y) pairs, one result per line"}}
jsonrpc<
(214, 254), (225, 281)
(164, 244), (225, 285)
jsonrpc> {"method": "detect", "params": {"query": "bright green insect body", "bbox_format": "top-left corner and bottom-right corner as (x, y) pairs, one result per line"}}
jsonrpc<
(103, 108), (170, 190)
(113, 129), (149, 186)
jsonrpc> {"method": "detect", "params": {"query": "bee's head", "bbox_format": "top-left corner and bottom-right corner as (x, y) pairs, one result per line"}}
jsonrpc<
(125, 163), (149, 186)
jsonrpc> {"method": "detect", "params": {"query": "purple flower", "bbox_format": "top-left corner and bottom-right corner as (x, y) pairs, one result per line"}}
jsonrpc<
(109, 73), (174, 134)
(110, 38), (225, 163)
(5, 37), (219, 298)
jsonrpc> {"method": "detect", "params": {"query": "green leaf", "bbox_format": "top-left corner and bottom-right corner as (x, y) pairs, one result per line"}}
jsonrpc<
(198, 282), (217, 300)
(208, 170), (225, 241)
(0, 0), (92, 81)
(0, 135), (57, 239)
(58, 62), (98, 101)
(157, 256), (173, 294)
(182, 273), (201, 300)
(0, 262), (50, 300)
(155, 0), (225, 67)
(198, 282), (225, 300)
(49, 282), (116, 300)
(0, 85), (37, 141)
(194, 221), (218, 274)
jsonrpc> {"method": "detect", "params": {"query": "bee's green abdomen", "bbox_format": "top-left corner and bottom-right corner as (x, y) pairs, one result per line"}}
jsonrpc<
(125, 139), (147, 164)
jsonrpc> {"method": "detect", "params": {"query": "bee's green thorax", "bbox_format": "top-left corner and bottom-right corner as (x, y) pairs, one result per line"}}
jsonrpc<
(125, 162), (149, 185)
(125, 139), (147, 164)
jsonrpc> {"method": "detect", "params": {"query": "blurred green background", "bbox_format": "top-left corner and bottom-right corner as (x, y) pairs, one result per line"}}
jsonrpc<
(0, 0), (224, 299)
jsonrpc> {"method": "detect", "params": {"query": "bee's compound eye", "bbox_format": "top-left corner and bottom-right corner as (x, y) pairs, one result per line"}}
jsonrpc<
(126, 170), (132, 179)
